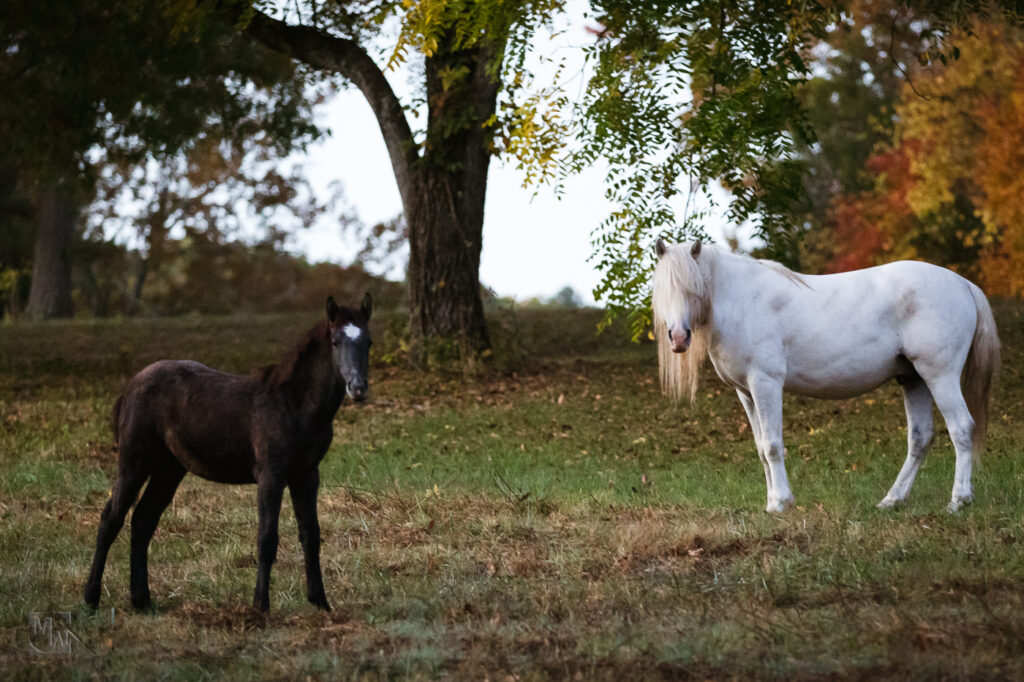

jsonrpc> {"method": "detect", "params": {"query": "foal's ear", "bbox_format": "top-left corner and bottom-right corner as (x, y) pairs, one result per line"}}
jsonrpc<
(360, 292), (373, 321)
(691, 240), (702, 259)
(326, 296), (339, 322)
(655, 239), (666, 258)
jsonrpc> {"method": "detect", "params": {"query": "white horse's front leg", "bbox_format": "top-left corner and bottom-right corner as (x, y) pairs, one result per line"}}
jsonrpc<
(736, 389), (773, 502)
(749, 376), (795, 513)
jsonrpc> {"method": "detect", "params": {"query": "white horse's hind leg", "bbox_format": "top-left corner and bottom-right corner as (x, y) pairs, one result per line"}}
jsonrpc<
(749, 376), (795, 513)
(736, 389), (773, 504)
(925, 375), (977, 513)
(878, 380), (935, 509)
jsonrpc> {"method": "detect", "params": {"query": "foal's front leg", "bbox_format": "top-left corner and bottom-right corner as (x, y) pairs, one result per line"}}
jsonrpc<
(289, 469), (330, 611)
(254, 471), (286, 612)
(749, 375), (796, 513)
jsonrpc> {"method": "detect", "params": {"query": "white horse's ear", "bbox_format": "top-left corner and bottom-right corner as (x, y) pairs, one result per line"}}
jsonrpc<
(691, 240), (702, 259)
(655, 239), (666, 257)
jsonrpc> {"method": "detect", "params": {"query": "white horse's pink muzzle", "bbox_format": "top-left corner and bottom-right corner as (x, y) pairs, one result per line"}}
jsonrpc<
(668, 327), (691, 353)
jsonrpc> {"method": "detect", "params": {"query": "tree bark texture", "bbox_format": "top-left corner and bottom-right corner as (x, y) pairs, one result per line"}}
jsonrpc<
(406, 166), (490, 351)
(404, 43), (499, 351)
(244, 10), (501, 352)
(25, 181), (76, 319)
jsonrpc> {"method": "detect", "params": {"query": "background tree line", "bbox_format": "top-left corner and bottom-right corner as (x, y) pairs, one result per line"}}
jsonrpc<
(792, 0), (1024, 300)
(2, 2), (1021, 348)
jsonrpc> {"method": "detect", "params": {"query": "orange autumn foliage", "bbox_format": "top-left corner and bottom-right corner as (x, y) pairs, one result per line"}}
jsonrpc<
(828, 144), (919, 273)
(826, 19), (1024, 296)
(973, 66), (1024, 296)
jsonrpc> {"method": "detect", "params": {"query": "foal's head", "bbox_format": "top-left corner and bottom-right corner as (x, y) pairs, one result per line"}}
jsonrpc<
(326, 293), (373, 402)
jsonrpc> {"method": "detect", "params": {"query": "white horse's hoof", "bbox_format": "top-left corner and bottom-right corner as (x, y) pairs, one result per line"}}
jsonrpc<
(876, 497), (903, 510)
(765, 497), (795, 513)
(947, 495), (974, 514)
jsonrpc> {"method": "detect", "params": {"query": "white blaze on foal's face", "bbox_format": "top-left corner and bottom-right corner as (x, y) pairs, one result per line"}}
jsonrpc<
(331, 320), (371, 402)
(343, 324), (362, 341)
(325, 293), (374, 402)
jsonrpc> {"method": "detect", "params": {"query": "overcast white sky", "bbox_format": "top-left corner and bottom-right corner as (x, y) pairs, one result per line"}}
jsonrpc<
(290, 88), (616, 304)
(286, 4), (739, 305)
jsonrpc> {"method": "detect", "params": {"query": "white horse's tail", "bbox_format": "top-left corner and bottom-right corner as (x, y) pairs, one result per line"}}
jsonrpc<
(964, 283), (1000, 460)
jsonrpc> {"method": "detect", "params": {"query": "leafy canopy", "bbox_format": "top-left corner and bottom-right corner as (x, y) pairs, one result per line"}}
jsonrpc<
(827, 15), (1024, 297)
(567, 1), (838, 337)
(505, 1), (1022, 335)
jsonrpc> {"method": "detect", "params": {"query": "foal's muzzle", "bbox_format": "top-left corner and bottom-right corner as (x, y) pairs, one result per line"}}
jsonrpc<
(347, 381), (368, 402)
(668, 327), (692, 353)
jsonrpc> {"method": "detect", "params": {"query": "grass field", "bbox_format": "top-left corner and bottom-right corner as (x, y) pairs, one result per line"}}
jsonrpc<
(1, 304), (1022, 680)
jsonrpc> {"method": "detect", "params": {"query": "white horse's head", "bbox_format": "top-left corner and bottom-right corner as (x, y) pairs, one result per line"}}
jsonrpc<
(652, 238), (713, 402)
(653, 239), (711, 352)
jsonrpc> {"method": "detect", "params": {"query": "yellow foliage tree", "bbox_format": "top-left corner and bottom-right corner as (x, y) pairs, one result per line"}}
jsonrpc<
(973, 68), (1024, 295)
(894, 18), (1024, 295)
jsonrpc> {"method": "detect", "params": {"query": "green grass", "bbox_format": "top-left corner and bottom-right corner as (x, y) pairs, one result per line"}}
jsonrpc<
(1, 304), (1023, 680)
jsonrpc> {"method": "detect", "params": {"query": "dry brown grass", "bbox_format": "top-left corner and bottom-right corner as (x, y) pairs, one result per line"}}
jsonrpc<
(2, 307), (1023, 679)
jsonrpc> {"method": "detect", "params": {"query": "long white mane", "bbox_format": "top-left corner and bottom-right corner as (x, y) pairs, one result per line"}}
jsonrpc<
(652, 243), (807, 402)
(758, 259), (810, 290)
(652, 242), (716, 403)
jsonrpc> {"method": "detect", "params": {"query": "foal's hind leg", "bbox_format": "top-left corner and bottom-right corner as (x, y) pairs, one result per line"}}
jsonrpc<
(878, 379), (935, 509)
(253, 472), (286, 612)
(129, 459), (186, 612)
(737, 389), (773, 501)
(84, 464), (148, 608)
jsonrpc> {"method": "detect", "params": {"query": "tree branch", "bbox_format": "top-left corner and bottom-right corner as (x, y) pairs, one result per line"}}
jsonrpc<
(888, 16), (931, 102)
(243, 10), (419, 208)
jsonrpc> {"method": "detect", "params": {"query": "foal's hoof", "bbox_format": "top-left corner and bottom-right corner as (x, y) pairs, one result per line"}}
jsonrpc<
(308, 594), (331, 612)
(130, 597), (155, 614)
(876, 497), (904, 510)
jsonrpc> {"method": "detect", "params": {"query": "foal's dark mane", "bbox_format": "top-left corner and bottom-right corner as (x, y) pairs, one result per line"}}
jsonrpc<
(258, 320), (331, 388)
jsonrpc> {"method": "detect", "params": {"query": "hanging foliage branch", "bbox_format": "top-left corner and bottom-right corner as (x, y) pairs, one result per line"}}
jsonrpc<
(566, 1), (838, 338)
(496, 0), (1023, 339)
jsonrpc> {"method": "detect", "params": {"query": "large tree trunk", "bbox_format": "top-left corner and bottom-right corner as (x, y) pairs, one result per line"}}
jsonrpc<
(243, 12), (502, 356)
(404, 44), (498, 354)
(25, 181), (76, 319)
(406, 167), (490, 352)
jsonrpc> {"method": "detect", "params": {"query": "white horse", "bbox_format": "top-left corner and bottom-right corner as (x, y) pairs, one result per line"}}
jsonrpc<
(652, 240), (1000, 513)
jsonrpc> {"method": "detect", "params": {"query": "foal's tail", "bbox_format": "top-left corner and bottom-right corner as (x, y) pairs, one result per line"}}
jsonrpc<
(964, 283), (1000, 459)
(111, 395), (124, 448)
